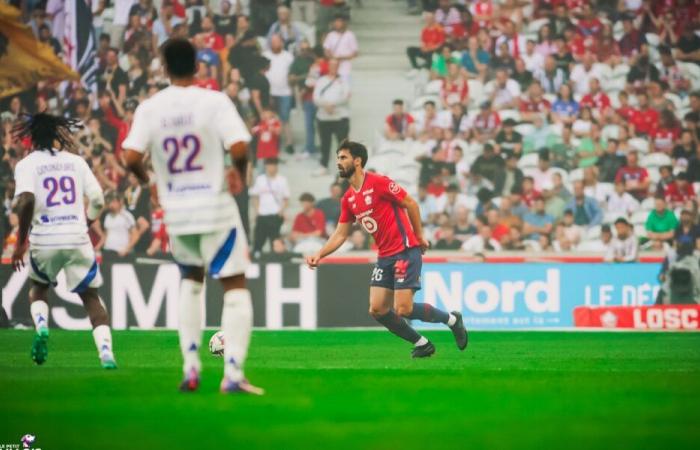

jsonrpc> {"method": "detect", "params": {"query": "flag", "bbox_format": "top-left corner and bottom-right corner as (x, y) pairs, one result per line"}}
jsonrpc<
(63, 0), (99, 94)
(0, 3), (79, 98)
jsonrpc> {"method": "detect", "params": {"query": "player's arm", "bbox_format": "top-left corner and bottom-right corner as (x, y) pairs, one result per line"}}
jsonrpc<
(11, 192), (34, 271)
(399, 194), (430, 253)
(218, 95), (252, 195)
(227, 141), (248, 195)
(306, 221), (352, 269)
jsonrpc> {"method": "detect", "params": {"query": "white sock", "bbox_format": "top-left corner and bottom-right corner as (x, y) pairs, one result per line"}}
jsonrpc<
(222, 289), (253, 382)
(415, 336), (429, 347)
(92, 324), (113, 357)
(30, 301), (49, 333)
(178, 279), (204, 375)
(447, 313), (457, 327)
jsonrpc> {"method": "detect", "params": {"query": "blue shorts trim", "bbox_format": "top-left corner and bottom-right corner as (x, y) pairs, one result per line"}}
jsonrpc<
(370, 246), (422, 291)
(71, 260), (98, 293)
(209, 228), (237, 277)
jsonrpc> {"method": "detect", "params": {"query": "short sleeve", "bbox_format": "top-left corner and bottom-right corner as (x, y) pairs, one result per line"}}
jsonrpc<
(121, 103), (151, 153)
(280, 178), (291, 199)
(338, 196), (355, 224)
(216, 95), (251, 148)
(377, 176), (407, 204)
(124, 211), (136, 228)
(13, 160), (34, 197)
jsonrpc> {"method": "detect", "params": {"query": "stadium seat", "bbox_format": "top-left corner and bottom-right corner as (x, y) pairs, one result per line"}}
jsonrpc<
(633, 224), (647, 238)
(648, 169), (661, 184)
(641, 152), (672, 169)
(602, 124), (620, 141)
(514, 123), (535, 136)
(518, 152), (539, 169)
(641, 197), (656, 210)
(603, 211), (623, 224)
(528, 18), (549, 34)
(679, 61), (700, 90)
(424, 79), (444, 95)
(499, 109), (521, 122)
(628, 137), (650, 154)
(576, 241), (604, 251)
(585, 225), (602, 240)
(630, 210), (649, 225)
(569, 168), (584, 182)
(294, 21), (316, 47)
(412, 95), (440, 111)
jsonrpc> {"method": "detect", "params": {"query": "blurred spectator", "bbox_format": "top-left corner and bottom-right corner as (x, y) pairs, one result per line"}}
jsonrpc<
(434, 224), (462, 250)
(290, 41), (323, 158)
(441, 61), (470, 108)
(152, 1), (184, 50)
(462, 215), (502, 252)
(313, 59), (351, 175)
(323, 14), (358, 80)
(646, 197), (679, 249)
(96, 192), (141, 258)
(566, 180), (603, 227)
(263, 35), (294, 154)
(435, 0), (461, 35)
(672, 129), (696, 164)
(471, 143), (504, 187)
(248, 56), (272, 122)
(555, 210), (583, 251)
(316, 183), (343, 227)
(607, 181), (640, 218)
(122, 173), (152, 254)
(495, 153), (523, 197)
(664, 172), (696, 208)
(530, 149), (556, 192)
(384, 99), (416, 141)
(580, 223), (613, 252)
(494, 118), (522, 158)
(551, 84), (579, 126)
(347, 226), (369, 251)
(542, 180), (566, 221)
(290, 192), (327, 248)
(212, 1), (237, 36)
(471, 101), (500, 142)
(486, 68), (521, 110)
(605, 218), (639, 262)
(266, 5), (303, 52)
(596, 139), (626, 183)
(675, 209), (700, 251)
(460, 36), (489, 80)
(615, 151), (650, 201)
(251, 108), (282, 163)
(407, 12), (445, 71)
(523, 197), (554, 241)
(250, 158), (290, 254)
(618, 14), (645, 60)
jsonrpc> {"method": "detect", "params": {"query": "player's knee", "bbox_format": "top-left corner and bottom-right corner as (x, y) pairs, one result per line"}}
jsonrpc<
(368, 305), (389, 318)
(395, 303), (413, 317)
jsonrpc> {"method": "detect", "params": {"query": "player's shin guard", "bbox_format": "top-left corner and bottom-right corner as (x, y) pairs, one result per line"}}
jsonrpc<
(30, 301), (49, 334)
(178, 279), (204, 374)
(375, 311), (422, 344)
(92, 324), (113, 356)
(408, 303), (451, 324)
(222, 289), (253, 382)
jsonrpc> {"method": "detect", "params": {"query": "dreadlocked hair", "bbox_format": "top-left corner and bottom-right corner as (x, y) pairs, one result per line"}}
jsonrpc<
(12, 113), (83, 155)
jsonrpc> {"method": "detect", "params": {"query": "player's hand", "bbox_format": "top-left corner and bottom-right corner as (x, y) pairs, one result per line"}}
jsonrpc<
(226, 166), (244, 195)
(11, 241), (28, 272)
(306, 253), (322, 269)
(419, 237), (430, 254)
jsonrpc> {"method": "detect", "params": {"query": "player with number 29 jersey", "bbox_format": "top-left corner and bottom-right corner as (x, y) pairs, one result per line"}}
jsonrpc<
(122, 86), (251, 236)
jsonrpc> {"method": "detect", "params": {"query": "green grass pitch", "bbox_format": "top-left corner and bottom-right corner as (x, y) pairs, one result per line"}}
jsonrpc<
(1, 329), (699, 450)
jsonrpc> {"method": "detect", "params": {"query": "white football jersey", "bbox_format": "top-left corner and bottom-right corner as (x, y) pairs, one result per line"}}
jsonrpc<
(13, 149), (102, 248)
(122, 85), (251, 235)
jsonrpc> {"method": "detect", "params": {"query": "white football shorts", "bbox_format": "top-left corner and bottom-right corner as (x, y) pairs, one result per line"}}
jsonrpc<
(28, 242), (103, 292)
(169, 227), (249, 278)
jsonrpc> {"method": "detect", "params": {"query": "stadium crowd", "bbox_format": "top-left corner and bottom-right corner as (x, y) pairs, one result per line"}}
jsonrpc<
(1, 0), (700, 262)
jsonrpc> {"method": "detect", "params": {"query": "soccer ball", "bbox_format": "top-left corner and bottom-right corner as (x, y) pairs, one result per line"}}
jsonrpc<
(209, 331), (225, 356)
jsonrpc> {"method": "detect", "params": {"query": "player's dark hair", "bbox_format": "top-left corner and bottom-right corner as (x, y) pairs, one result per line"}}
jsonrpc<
(161, 38), (197, 78)
(337, 140), (368, 168)
(12, 113), (82, 154)
(393, 99), (404, 106)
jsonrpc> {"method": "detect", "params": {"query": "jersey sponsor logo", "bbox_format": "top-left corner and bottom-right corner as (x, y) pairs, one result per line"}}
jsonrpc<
(364, 195), (372, 205)
(389, 182), (400, 195)
(360, 216), (378, 234)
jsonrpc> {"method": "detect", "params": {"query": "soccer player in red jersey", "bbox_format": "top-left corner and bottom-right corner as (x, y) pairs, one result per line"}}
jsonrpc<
(306, 141), (468, 358)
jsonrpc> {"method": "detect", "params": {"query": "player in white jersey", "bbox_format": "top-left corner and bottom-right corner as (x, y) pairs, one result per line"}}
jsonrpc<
(11, 113), (117, 369)
(123, 38), (261, 395)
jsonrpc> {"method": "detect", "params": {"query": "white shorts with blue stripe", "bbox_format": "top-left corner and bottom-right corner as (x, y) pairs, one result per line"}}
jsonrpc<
(169, 227), (249, 279)
(28, 242), (103, 293)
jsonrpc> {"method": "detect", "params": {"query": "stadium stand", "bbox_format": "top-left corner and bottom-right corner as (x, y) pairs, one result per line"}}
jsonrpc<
(1, 0), (700, 262)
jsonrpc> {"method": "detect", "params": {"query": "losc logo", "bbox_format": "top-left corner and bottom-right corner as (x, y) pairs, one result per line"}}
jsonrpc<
(633, 307), (699, 330)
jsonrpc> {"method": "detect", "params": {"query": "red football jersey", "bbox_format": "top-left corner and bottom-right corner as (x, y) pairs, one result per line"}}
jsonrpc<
(339, 172), (419, 257)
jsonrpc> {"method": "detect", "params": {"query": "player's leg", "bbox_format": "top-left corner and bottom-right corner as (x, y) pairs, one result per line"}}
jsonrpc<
(369, 286), (423, 346)
(394, 247), (468, 351)
(170, 234), (206, 391)
(26, 248), (60, 365)
(64, 243), (118, 368)
(204, 226), (263, 395)
(28, 281), (50, 365)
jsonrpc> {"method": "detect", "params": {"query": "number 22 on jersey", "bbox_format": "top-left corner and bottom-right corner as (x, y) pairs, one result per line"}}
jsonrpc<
(162, 134), (203, 174)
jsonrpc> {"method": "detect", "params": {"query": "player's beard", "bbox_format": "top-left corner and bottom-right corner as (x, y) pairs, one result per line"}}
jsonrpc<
(338, 165), (355, 178)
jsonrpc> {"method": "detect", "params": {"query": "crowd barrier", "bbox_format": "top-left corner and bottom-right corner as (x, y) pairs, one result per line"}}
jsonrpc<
(3, 253), (685, 330)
